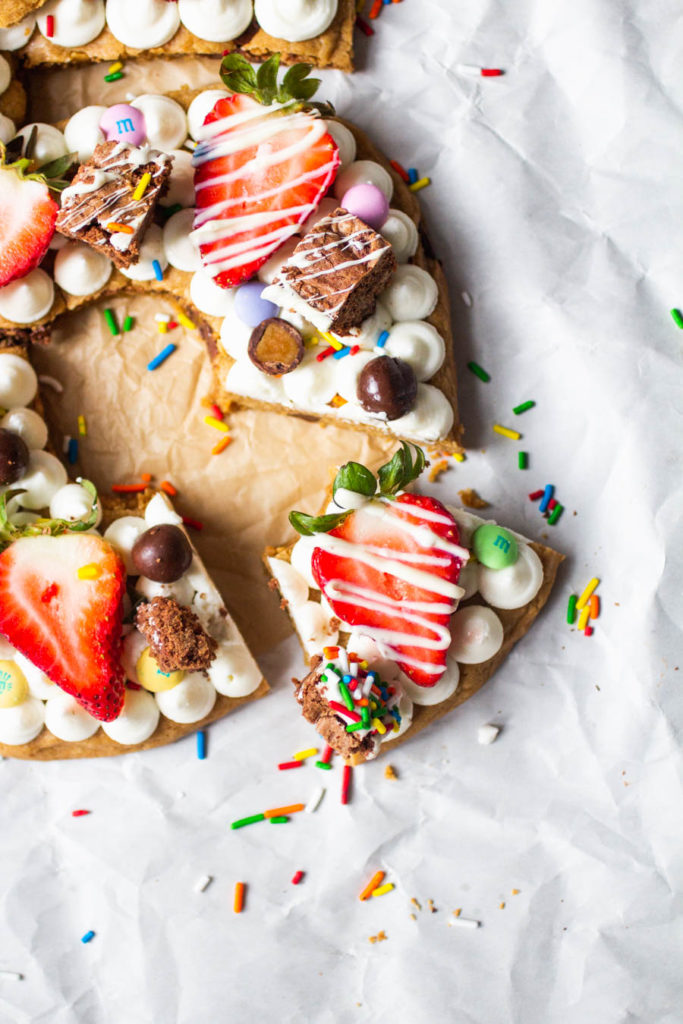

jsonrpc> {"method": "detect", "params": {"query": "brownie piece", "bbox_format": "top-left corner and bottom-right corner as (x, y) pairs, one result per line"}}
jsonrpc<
(56, 141), (172, 269)
(271, 208), (397, 335)
(293, 656), (377, 763)
(135, 597), (217, 673)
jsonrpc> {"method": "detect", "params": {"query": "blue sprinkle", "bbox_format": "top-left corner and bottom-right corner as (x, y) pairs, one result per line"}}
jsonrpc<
(333, 346), (351, 359)
(407, 168), (418, 184)
(147, 343), (176, 371)
(366, 671), (377, 683)
(376, 330), (389, 348)
(196, 730), (206, 760)
(152, 259), (164, 282)
(67, 438), (78, 464)
(81, 931), (95, 944)
(539, 484), (554, 514)
(342, 674), (352, 684)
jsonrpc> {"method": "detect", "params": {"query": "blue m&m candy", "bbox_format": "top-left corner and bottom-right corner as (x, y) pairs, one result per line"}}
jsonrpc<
(234, 282), (278, 327)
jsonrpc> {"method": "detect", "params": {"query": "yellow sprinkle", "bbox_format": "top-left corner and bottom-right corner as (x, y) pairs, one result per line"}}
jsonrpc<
(493, 424), (522, 440)
(158, 321), (167, 334)
(204, 415), (229, 433)
(176, 311), (197, 330)
(372, 717), (387, 735)
(77, 415), (87, 437)
(360, 661), (368, 669)
(293, 747), (318, 761)
(211, 436), (232, 455)
(77, 564), (101, 580)
(132, 172), (152, 202)
(320, 331), (343, 350)
(499, 902), (506, 910)
(453, 452), (466, 462)
(577, 606), (590, 631)
(576, 577), (599, 610)
(108, 61), (123, 74)
(409, 177), (431, 192)
(371, 883), (395, 898)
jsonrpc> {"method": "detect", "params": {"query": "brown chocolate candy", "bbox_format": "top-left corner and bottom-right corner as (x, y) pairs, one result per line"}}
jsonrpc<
(357, 355), (418, 420)
(0, 428), (29, 486)
(131, 524), (193, 583)
(248, 318), (304, 376)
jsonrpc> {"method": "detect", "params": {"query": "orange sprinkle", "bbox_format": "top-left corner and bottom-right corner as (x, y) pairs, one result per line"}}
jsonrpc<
(160, 480), (177, 496)
(330, 394), (347, 408)
(233, 882), (245, 914)
(140, 473), (152, 483)
(211, 436), (232, 455)
(369, 0), (382, 16)
(589, 594), (600, 619)
(499, 902), (506, 910)
(264, 804), (305, 818)
(512, 889), (520, 895)
(107, 222), (134, 234)
(111, 483), (147, 493)
(359, 871), (385, 901)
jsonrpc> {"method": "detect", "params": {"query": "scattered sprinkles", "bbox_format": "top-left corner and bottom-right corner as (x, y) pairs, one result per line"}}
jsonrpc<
(151, 259), (164, 282)
(291, 870), (305, 885)
(568, 578), (601, 636)
(132, 172), (152, 202)
(71, 809), (91, 817)
(76, 563), (101, 581)
(147, 343), (176, 371)
(0, 971), (23, 981)
(196, 730), (207, 760)
(518, 451), (528, 470)
(408, 176), (431, 193)
(77, 415), (87, 437)
(293, 747), (318, 761)
(493, 424), (521, 441)
(671, 308), (683, 329)
(359, 871), (385, 901)
(103, 308), (119, 336)
(513, 400), (535, 415)
(467, 360), (490, 382)
(122, 315), (134, 332)
(81, 931), (95, 944)
(278, 759), (303, 770)
(194, 875), (213, 893)
(233, 882), (245, 914)
(371, 882), (395, 898)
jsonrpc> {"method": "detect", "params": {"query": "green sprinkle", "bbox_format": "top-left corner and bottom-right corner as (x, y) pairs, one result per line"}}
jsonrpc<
(122, 315), (134, 333)
(361, 707), (371, 728)
(671, 308), (683, 329)
(548, 503), (563, 525)
(104, 71), (123, 83)
(513, 400), (535, 415)
(320, 674), (328, 683)
(567, 594), (577, 624)
(518, 451), (528, 470)
(467, 361), (490, 382)
(346, 721), (366, 733)
(103, 308), (119, 336)
(338, 681), (354, 711)
(315, 760), (332, 770)
(161, 203), (183, 221)
(231, 813), (265, 830)
(269, 816), (289, 824)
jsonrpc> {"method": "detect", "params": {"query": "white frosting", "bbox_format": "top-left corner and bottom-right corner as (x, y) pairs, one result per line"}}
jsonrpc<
(0, 697), (45, 745)
(0, 15), (36, 50)
(103, 515), (147, 574)
(380, 383), (454, 443)
(121, 629), (147, 685)
(190, 268), (238, 316)
(14, 652), (57, 700)
(401, 649), (460, 706)
(118, 224), (167, 282)
(381, 209), (419, 263)
(0, 408), (47, 450)
(49, 483), (102, 526)
(0, 354), (38, 408)
(297, 601), (339, 655)
(144, 491), (183, 527)
(14, 123), (67, 166)
(219, 304), (256, 361)
(161, 148), (195, 207)
(105, 0), (180, 48)
(102, 687), (160, 745)
(449, 605), (504, 664)
(155, 672), (216, 723)
(178, 0), (253, 42)
(0, 269), (55, 324)
(383, 321), (445, 381)
(477, 543), (544, 610)
(297, 196), (340, 239)
(382, 264), (439, 322)
(326, 121), (356, 168)
(13, 450), (68, 510)
(187, 89), (229, 141)
(135, 572), (195, 605)
(254, 0), (337, 41)
(255, 236), (300, 285)
(36, 0), (106, 47)
(289, 536), (317, 589)
(455, 559), (479, 601)
(44, 692), (100, 742)
(54, 242), (112, 297)
(267, 557), (310, 607)
(208, 641), (262, 697)
(378, 690), (414, 741)
(334, 301), (392, 350)
(333, 160), (393, 203)
(0, 55), (10, 95)
(163, 208), (202, 272)
(64, 105), (107, 163)
(131, 94), (188, 152)
(0, 113), (16, 144)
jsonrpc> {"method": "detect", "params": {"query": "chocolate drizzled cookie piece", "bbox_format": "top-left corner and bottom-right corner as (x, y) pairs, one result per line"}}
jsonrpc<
(293, 656), (377, 763)
(269, 208), (397, 335)
(56, 141), (172, 269)
(135, 597), (217, 673)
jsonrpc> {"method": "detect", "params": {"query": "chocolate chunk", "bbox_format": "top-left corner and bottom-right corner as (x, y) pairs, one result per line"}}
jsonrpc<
(135, 596), (217, 673)
(0, 428), (29, 485)
(293, 656), (377, 764)
(357, 355), (417, 420)
(248, 318), (304, 375)
(56, 141), (172, 269)
(132, 524), (193, 583)
(272, 208), (397, 335)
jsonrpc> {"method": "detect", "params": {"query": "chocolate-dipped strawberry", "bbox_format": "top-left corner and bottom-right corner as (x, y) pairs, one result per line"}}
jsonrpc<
(248, 318), (304, 376)
(0, 427), (29, 485)
(357, 356), (417, 420)
(131, 524), (192, 583)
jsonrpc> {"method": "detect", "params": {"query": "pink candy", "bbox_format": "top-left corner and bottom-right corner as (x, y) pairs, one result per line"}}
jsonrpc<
(340, 183), (389, 231)
(99, 104), (146, 147)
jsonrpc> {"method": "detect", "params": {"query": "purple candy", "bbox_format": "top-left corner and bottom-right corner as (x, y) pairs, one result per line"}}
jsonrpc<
(234, 282), (278, 327)
(99, 104), (146, 146)
(340, 183), (390, 231)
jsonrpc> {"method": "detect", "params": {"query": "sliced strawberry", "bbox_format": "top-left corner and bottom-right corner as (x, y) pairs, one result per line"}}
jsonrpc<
(192, 94), (339, 288)
(312, 494), (466, 687)
(0, 166), (57, 288)
(0, 534), (126, 721)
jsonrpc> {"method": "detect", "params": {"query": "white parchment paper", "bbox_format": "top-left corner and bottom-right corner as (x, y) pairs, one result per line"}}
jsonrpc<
(2, 2), (683, 1021)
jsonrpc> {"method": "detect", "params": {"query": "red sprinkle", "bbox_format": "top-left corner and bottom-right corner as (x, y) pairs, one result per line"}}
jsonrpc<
(126, 682), (142, 691)
(278, 760), (304, 771)
(548, 498), (558, 511)
(481, 68), (504, 77)
(349, 345), (360, 356)
(182, 516), (204, 531)
(316, 345), (336, 362)
(341, 764), (352, 805)
(112, 483), (147, 493)
(329, 700), (361, 723)
(140, 473), (152, 483)
(210, 404), (224, 421)
(528, 490), (544, 501)
(71, 810), (90, 817)
(584, 625), (594, 637)
(45, 14), (54, 36)
(355, 15), (374, 36)
(291, 870), (304, 885)
(320, 744), (334, 765)
(369, 0), (382, 17)
(167, 321), (179, 330)
(390, 160), (410, 183)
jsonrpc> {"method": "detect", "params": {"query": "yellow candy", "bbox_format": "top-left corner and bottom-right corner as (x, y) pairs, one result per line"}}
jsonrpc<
(0, 661), (29, 708)
(136, 647), (184, 692)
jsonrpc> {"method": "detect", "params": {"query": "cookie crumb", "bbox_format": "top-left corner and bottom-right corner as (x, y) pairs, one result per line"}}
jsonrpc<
(499, 902), (506, 910)
(453, 908), (462, 917)
(411, 897), (422, 911)
(511, 889), (520, 895)
(384, 764), (398, 780)
(368, 930), (387, 944)
(427, 899), (437, 913)
(428, 459), (449, 483)
(458, 488), (489, 509)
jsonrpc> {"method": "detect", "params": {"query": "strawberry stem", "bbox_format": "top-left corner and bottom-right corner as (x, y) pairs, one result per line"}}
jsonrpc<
(220, 53), (334, 116)
(0, 478), (100, 551)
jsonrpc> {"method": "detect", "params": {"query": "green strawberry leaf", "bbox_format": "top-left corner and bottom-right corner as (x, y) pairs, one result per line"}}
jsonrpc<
(38, 152), (77, 181)
(256, 54), (281, 104)
(220, 52), (326, 112)
(378, 442), (426, 496)
(333, 461), (377, 501)
(289, 509), (351, 537)
(0, 478), (100, 551)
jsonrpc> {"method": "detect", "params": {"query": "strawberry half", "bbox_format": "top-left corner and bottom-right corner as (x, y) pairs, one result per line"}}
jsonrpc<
(192, 93), (339, 288)
(312, 494), (466, 687)
(0, 162), (58, 288)
(0, 534), (126, 721)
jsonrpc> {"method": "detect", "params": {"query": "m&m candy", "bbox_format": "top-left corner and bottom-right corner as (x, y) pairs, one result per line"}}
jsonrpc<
(136, 647), (184, 692)
(472, 524), (518, 570)
(99, 104), (146, 147)
(0, 661), (29, 708)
